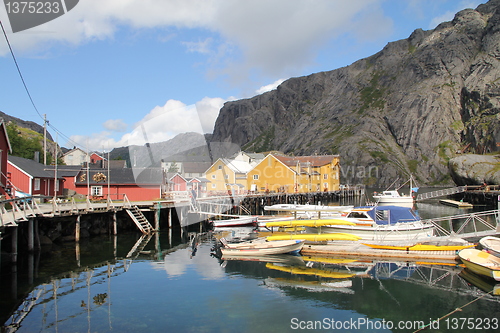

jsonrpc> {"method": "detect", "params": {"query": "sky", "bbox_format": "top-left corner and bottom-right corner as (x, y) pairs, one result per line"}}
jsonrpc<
(0, 0), (486, 152)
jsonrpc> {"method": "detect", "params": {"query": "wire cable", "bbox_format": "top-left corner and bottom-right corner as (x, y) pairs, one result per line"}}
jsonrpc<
(1, 19), (89, 151)
(0, 20), (44, 120)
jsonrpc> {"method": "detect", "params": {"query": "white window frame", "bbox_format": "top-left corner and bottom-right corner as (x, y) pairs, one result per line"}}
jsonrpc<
(91, 186), (103, 196)
(253, 174), (259, 180)
(34, 178), (41, 191)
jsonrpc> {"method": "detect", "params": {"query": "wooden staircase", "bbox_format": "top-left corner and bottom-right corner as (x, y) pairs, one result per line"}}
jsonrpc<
(125, 206), (154, 234)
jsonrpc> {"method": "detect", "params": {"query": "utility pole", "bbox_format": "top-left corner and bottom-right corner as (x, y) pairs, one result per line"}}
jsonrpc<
(43, 114), (47, 165)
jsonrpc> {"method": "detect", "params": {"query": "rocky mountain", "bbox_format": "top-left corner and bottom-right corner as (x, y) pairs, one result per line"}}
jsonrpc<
(0, 110), (53, 141)
(210, 0), (500, 187)
(449, 154), (500, 185)
(110, 132), (210, 167)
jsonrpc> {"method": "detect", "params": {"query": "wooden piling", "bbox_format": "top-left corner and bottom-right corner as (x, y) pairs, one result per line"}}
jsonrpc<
(155, 202), (160, 231)
(10, 227), (18, 263)
(75, 215), (81, 242)
(113, 212), (117, 235)
(28, 218), (34, 252)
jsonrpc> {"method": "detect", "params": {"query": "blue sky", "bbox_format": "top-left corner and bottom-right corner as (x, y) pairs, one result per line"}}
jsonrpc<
(0, 0), (485, 151)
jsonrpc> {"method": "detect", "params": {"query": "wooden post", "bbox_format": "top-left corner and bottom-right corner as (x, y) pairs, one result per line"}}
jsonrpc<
(11, 227), (18, 263)
(155, 202), (160, 231)
(28, 218), (34, 252)
(168, 208), (172, 229)
(113, 211), (117, 235)
(75, 215), (81, 242)
(34, 218), (40, 249)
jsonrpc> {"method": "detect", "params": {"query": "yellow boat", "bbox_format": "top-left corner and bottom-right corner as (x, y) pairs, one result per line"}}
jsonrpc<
(458, 248), (500, 281)
(267, 233), (361, 242)
(362, 242), (476, 251)
(265, 219), (356, 228)
(266, 263), (356, 279)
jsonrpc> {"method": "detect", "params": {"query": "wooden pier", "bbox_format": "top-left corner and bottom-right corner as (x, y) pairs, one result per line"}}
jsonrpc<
(439, 199), (473, 208)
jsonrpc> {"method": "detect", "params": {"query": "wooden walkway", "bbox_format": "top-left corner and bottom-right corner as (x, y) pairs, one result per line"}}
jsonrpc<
(0, 196), (192, 229)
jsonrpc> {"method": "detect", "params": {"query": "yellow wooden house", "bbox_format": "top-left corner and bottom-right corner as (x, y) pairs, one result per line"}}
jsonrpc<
(205, 158), (254, 194)
(247, 154), (340, 193)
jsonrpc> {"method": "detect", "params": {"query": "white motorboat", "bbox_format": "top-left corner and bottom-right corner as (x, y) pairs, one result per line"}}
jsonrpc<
(219, 238), (304, 256)
(305, 205), (434, 241)
(373, 176), (418, 206)
(211, 216), (258, 228)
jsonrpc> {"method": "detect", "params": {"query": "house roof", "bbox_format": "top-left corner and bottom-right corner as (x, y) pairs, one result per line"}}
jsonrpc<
(8, 155), (63, 179)
(221, 158), (253, 173)
(45, 165), (82, 177)
(0, 119), (12, 153)
(274, 155), (339, 167)
(75, 167), (164, 185)
(62, 147), (86, 157)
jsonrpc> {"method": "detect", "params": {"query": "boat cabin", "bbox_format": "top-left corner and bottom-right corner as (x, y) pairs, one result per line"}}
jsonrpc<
(346, 206), (419, 225)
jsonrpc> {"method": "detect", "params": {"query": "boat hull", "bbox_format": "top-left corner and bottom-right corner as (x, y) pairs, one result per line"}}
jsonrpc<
(479, 236), (500, 258)
(362, 242), (475, 251)
(458, 248), (500, 282)
(220, 239), (304, 256)
(212, 216), (257, 228)
(306, 222), (435, 241)
(266, 233), (361, 242)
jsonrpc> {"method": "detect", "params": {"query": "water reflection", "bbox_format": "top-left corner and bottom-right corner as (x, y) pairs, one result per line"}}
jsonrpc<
(2, 202), (500, 332)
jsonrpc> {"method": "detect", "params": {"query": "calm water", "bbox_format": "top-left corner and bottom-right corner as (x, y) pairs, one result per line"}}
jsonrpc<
(2, 195), (500, 332)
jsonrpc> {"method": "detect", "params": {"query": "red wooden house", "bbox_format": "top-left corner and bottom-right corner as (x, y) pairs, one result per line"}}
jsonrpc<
(170, 173), (188, 192)
(7, 155), (64, 199)
(73, 167), (166, 201)
(0, 119), (12, 197)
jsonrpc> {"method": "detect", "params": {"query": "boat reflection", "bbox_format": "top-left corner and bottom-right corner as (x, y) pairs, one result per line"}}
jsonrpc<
(459, 269), (500, 296)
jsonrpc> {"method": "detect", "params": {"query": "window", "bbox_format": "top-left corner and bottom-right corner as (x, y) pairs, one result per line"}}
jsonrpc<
(224, 175), (229, 179)
(91, 186), (103, 196)
(253, 174), (259, 180)
(212, 174), (216, 179)
(212, 183), (216, 188)
(218, 165), (222, 170)
(34, 178), (40, 191)
(323, 174), (328, 180)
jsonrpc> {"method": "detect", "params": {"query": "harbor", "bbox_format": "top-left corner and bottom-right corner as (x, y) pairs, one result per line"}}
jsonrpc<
(2, 187), (500, 332)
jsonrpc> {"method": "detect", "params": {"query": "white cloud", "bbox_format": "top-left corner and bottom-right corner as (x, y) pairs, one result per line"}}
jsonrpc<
(0, 0), (387, 81)
(195, 96), (225, 133)
(103, 119), (128, 132)
(255, 79), (285, 95)
(182, 38), (213, 54)
(69, 96), (225, 150)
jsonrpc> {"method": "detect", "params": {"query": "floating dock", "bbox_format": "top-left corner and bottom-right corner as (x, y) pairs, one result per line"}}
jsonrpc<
(439, 199), (473, 208)
(300, 241), (460, 263)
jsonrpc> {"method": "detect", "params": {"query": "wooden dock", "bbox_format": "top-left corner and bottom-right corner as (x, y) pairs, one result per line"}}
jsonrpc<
(439, 199), (473, 208)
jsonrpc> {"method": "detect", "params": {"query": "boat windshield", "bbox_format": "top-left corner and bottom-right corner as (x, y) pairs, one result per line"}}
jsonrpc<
(366, 206), (419, 225)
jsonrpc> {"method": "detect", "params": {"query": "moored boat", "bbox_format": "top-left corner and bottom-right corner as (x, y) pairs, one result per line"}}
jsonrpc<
(211, 216), (258, 228)
(305, 205), (434, 241)
(373, 176), (417, 206)
(458, 248), (500, 282)
(479, 236), (500, 258)
(373, 190), (414, 205)
(266, 233), (361, 242)
(361, 242), (475, 251)
(265, 219), (355, 228)
(219, 238), (304, 256)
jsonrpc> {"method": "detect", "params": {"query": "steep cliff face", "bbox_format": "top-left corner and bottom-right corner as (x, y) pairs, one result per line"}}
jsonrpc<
(211, 0), (500, 186)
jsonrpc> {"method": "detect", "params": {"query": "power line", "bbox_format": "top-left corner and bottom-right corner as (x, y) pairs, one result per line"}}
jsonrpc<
(0, 20), (88, 151)
(1, 20), (44, 120)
